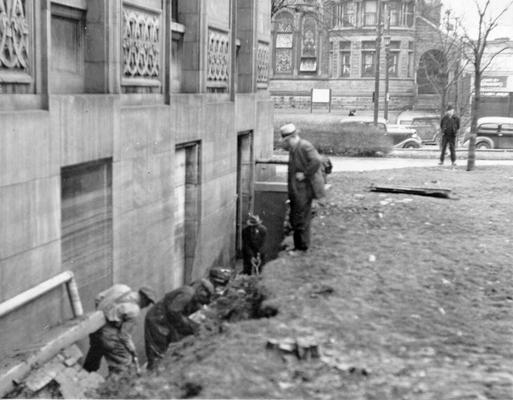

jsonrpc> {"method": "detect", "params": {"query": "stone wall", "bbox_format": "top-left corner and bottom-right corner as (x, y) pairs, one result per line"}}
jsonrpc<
(0, 0), (273, 360)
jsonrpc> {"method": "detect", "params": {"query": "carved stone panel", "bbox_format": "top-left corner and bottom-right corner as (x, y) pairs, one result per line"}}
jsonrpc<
(275, 48), (292, 74)
(122, 6), (161, 82)
(257, 41), (269, 86)
(207, 28), (229, 87)
(0, 0), (29, 70)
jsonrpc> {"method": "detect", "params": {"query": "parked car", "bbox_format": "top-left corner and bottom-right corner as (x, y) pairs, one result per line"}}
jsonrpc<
(462, 117), (513, 149)
(396, 110), (440, 145)
(340, 117), (422, 148)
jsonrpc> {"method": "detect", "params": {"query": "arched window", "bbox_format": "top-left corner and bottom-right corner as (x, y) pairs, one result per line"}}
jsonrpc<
(417, 49), (448, 94)
(273, 11), (294, 74)
(299, 15), (317, 73)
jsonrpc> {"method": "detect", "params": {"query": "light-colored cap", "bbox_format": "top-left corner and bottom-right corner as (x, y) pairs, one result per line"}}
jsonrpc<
(280, 123), (296, 138)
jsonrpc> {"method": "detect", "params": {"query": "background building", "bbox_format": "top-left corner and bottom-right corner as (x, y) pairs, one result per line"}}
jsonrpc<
(474, 38), (513, 117)
(0, 0), (273, 357)
(270, 0), (465, 115)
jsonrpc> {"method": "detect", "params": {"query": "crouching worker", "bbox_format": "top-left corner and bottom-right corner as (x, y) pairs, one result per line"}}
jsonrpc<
(144, 279), (214, 370)
(83, 284), (156, 375)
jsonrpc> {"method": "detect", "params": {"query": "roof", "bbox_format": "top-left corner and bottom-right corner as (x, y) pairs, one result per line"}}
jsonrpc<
(477, 117), (513, 125)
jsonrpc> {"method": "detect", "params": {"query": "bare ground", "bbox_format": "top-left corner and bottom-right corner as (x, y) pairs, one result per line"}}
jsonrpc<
(96, 165), (513, 400)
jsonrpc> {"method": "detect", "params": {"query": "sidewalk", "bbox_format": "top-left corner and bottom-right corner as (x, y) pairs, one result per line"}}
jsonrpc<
(330, 156), (513, 172)
(271, 151), (513, 173)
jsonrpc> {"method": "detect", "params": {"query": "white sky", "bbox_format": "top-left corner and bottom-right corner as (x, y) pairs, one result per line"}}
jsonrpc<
(442, 0), (513, 39)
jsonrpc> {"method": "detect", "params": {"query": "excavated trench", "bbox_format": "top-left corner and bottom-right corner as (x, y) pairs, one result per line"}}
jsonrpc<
(5, 275), (277, 399)
(94, 274), (278, 399)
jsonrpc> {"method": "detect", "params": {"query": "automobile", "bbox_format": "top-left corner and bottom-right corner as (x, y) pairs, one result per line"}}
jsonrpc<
(462, 117), (513, 149)
(340, 116), (422, 148)
(396, 110), (440, 145)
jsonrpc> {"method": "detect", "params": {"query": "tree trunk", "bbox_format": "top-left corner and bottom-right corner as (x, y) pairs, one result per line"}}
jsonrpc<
(467, 69), (481, 171)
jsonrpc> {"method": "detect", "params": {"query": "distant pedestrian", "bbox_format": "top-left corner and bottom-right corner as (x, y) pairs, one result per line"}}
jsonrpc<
(280, 123), (326, 252)
(439, 105), (460, 167)
(144, 279), (214, 370)
(348, 109), (356, 116)
(241, 213), (267, 275)
(83, 284), (156, 375)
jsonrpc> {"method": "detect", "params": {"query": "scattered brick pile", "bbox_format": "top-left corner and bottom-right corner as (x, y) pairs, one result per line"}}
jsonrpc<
(7, 345), (104, 399)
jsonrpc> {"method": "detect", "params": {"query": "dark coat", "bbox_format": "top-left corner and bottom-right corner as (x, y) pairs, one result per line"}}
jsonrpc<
(242, 223), (267, 273)
(144, 286), (201, 367)
(287, 139), (326, 201)
(440, 114), (460, 136)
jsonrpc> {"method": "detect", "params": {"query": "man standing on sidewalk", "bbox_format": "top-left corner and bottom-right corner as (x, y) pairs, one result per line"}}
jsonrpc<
(439, 105), (460, 167)
(280, 123), (326, 252)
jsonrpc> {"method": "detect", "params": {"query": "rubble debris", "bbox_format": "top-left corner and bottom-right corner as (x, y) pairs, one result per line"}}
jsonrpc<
(370, 184), (452, 199)
(7, 344), (104, 399)
(309, 283), (335, 298)
(266, 336), (320, 361)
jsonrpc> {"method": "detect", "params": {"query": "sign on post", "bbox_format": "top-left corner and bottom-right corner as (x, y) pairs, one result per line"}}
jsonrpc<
(311, 88), (332, 113)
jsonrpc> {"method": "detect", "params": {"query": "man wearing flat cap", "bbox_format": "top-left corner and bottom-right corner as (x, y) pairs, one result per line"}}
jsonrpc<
(280, 123), (326, 252)
(144, 279), (214, 370)
(83, 284), (156, 375)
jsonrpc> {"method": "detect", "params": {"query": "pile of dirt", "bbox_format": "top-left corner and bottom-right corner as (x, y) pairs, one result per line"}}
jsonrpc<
(95, 165), (513, 399)
(95, 275), (276, 399)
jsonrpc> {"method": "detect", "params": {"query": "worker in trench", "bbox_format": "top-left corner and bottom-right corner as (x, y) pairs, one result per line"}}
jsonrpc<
(144, 279), (215, 371)
(83, 284), (157, 375)
(241, 213), (267, 275)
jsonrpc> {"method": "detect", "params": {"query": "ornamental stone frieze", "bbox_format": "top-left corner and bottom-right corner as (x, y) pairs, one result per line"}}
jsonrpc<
(0, 0), (29, 70)
(207, 28), (229, 86)
(257, 42), (269, 86)
(122, 6), (160, 80)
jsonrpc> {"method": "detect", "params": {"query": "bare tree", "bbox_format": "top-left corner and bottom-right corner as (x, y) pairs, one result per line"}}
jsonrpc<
(272, 0), (290, 17)
(418, 11), (469, 120)
(456, 0), (513, 171)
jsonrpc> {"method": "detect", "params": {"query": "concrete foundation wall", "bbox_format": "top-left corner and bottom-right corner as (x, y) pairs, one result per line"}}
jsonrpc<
(0, 0), (274, 363)
(0, 91), (273, 357)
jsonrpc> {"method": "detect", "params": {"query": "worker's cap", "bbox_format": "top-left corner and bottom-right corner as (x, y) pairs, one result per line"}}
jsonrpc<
(246, 213), (263, 226)
(280, 123), (297, 138)
(209, 267), (232, 284)
(138, 286), (157, 304)
(446, 105), (454, 111)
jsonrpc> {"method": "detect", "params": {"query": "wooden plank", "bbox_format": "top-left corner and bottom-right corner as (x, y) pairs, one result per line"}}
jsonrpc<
(370, 185), (452, 199)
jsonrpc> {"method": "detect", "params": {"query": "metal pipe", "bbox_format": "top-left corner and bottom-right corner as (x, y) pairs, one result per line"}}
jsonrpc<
(0, 271), (84, 319)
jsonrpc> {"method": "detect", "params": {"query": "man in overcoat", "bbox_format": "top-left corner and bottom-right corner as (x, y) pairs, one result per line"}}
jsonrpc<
(280, 123), (326, 252)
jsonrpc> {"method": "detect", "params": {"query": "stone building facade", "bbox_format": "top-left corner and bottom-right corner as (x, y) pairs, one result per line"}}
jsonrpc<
(0, 0), (273, 356)
(270, 0), (461, 114)
(475, 38), (513, 118)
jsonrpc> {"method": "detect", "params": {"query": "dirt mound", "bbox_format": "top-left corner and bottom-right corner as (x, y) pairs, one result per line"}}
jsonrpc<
(98, 166), (513, 399)
(95, 275), (276, 399)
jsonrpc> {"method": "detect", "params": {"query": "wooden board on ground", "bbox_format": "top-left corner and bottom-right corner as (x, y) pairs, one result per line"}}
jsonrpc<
(370, 185), (452, 198)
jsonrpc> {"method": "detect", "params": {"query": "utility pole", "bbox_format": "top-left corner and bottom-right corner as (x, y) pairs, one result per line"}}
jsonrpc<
(384, 2), (391, 121)
(373, 0), (383, 125)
